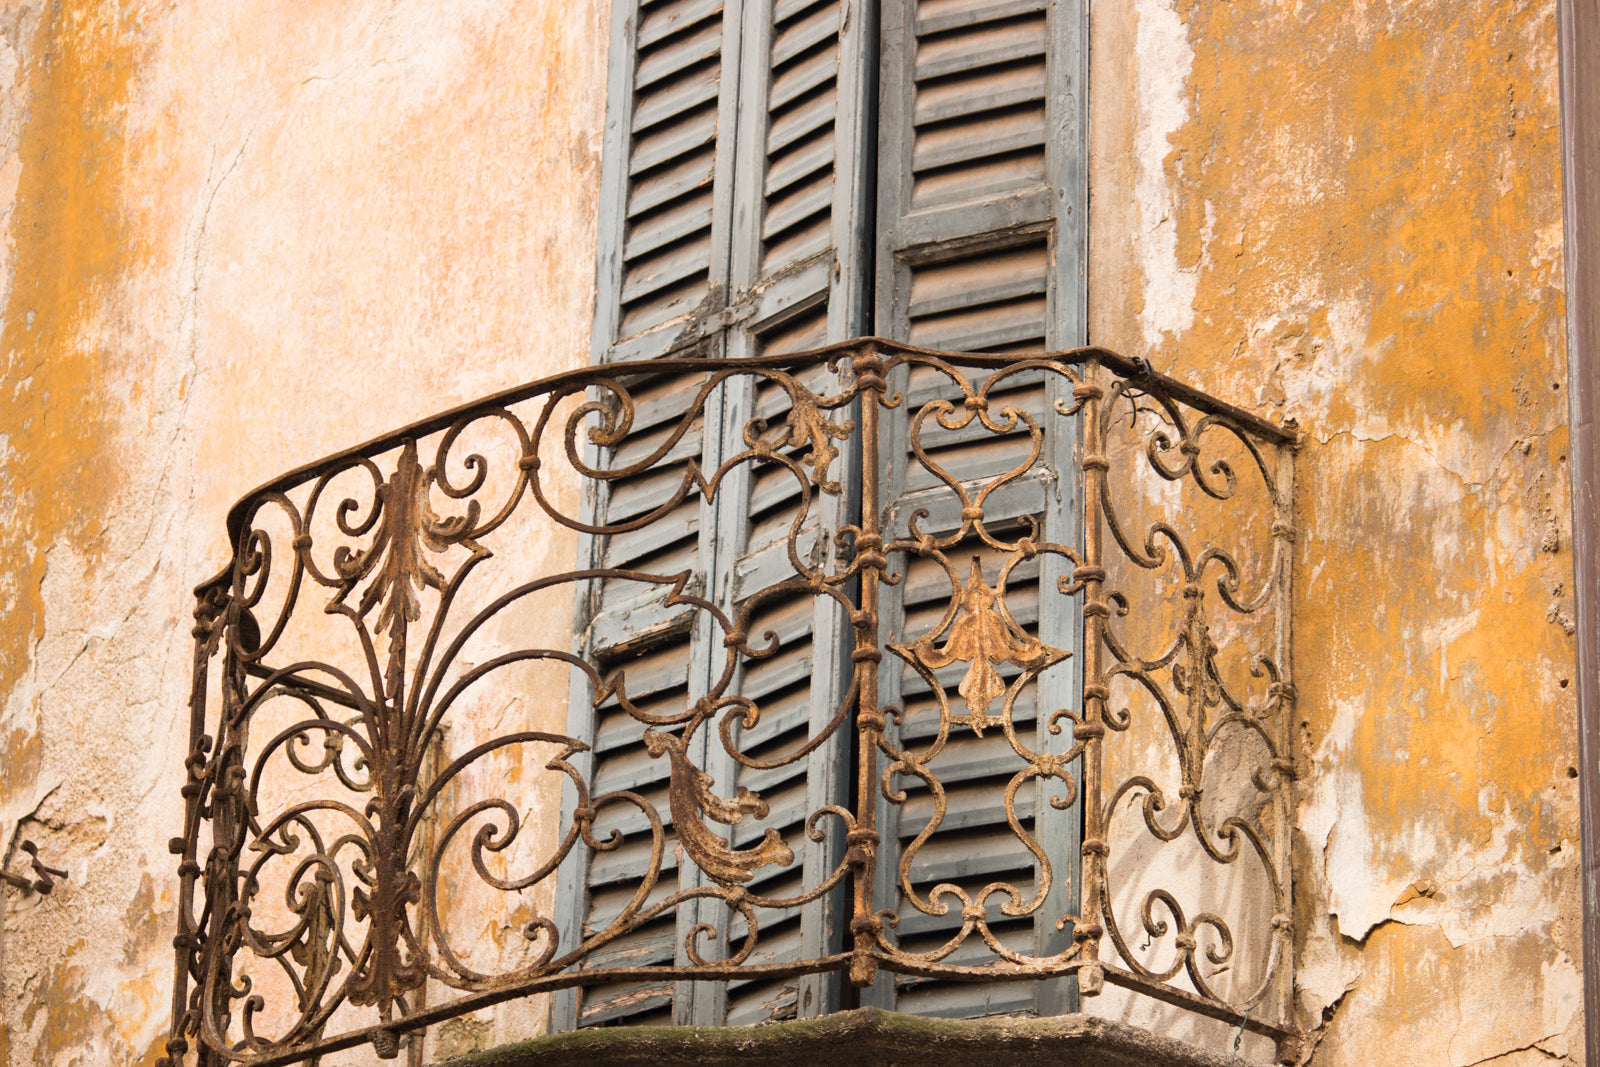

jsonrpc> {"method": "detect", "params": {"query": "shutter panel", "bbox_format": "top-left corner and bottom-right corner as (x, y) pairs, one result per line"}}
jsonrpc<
(605, 0), (739, 361)
(868, 0), (1087, 1019)
(712, 0), (873, 1026)
(553, 0), (746, 1030)
(555, 0), (874, 1031)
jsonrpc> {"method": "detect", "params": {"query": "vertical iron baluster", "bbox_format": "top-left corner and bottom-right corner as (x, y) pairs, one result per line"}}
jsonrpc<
(1074, 359), (1107, 997)
(1270, 436), (1299, 1064)
(847, 343), (887, 988)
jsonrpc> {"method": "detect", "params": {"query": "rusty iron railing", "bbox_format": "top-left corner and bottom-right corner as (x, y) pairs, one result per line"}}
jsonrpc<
(160, 340), (1299, 1065)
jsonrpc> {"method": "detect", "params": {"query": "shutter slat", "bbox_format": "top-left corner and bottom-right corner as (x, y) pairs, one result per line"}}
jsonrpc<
(773, 0), (830, 25)
(767, 89), (836, 160)
(891, 189), (1052, 250)
(636, 19), (723, 89)
(627, 152), (716, 217)
(624, 195), (715, 259)
(906, 298), (1048, 351)
(913, 61), (1045, 125)
(638, 0), (725, 47)
(769, 40), (840, 110)
(913, 105), (1046, 174)
(762, 173), (834, 240)
(632, 60), (722, 133)
(914, 0), (1045, 36)
(906, 244), (1048, 315)
(913, 16), (1046, 82)
(620, 237), (714, 306)
(602, 510), (700, 567)
(771, 3), (838, 66)
(629, 105), (718, 175)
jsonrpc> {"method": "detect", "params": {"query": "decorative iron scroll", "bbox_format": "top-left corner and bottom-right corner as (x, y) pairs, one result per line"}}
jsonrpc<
(161, 340), (1299, 1066)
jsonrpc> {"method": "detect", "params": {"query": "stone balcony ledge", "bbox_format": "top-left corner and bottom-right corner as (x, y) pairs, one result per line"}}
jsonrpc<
(434, 1007), (1264, 1067)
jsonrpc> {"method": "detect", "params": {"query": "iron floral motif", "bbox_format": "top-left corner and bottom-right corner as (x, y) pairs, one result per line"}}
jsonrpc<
(643, 729), (795, 884)
(894, 556), (1069, 734)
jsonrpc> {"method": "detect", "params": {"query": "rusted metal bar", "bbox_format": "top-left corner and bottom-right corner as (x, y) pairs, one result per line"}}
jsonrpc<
(1096, 964), (1297, 1051)
(219, 341), (1295, 551)
(848, 341), (888, 989)
(0, 840), (67, 895)
(1074, 358), (1109, 998)
(1271, 430), (1299, 1040)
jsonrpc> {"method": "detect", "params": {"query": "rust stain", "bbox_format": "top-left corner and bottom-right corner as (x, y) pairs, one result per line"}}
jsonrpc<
(0, 2), (132, 770)
(122, 872), (162, 966)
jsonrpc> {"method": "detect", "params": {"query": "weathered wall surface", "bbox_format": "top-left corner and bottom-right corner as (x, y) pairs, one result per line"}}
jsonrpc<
(0, 1), (606, 1062)
(0, 0), (1585, 1063)
(1090, 0), (1582, 1063)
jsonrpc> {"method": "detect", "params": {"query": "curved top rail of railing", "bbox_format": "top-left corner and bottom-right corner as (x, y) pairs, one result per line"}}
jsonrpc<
(210, 339), (1296, 574)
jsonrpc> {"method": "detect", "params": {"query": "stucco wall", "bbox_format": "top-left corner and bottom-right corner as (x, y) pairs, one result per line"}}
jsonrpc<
(0, 1), (606, 1061)
(1090, 0), (1583, 1062)
(0, 0), (1586, 1063)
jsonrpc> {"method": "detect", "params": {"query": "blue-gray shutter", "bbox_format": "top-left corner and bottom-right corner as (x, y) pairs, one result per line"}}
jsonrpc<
(866, 0), (1088, 1019)
(551, 0), (744, 1030)
(712, 0), (874, 1028)
(553, 0), (874, 1030)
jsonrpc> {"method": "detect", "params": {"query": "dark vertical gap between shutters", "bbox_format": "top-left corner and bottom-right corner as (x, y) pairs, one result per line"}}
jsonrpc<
(867, 0), (1085, 1020)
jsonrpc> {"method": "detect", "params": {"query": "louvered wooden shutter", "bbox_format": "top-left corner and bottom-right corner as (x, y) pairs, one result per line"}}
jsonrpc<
(710, 0), (874, 1028)
(554, 0), (873, 1030)
(550, 0), (741, 1030)
(866, 0), (1088, 1019)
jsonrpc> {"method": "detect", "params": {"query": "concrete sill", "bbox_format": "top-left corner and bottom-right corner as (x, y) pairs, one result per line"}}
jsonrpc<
(431, 1007), (1264, 1067)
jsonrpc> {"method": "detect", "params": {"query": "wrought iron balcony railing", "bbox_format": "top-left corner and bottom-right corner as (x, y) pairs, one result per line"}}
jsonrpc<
(159, 339), (1299, 1065)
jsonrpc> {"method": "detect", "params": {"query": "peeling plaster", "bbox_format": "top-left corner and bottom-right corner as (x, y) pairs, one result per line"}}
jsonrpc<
(1091, 0), (1581, 1061)
(1130, 0), (1198, 349)
(0, 1), (607, 1061)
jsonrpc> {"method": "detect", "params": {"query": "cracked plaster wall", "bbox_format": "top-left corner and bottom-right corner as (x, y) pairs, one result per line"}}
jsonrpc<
(0, 0), (1587, 1064)
(0, 1), (606, 1062)
(1090, 0), (1582, 1063)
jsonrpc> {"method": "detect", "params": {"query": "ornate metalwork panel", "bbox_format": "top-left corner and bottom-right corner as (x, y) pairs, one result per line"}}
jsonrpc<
(160, 340), (1298, 1065)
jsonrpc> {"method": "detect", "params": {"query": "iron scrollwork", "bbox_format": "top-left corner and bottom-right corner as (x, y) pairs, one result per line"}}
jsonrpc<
(161, 340), (1299, 1065)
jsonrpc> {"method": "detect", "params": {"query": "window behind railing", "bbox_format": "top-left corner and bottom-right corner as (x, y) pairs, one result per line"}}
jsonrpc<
(571, 0), (1090, 1028)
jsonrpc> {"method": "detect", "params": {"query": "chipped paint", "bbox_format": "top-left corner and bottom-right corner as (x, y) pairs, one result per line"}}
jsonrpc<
(1092, 0), (1581, 1061)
